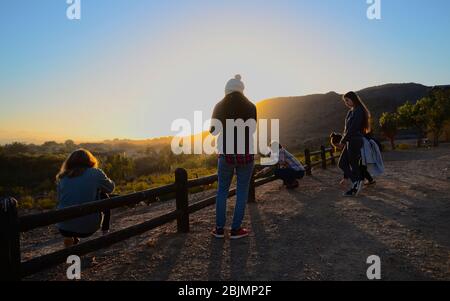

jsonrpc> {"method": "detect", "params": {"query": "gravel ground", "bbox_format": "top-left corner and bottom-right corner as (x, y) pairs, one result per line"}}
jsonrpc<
(22, 144), (450, 281)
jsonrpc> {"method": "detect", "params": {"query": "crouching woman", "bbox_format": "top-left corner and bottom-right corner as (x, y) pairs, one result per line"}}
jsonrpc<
(56, 149), (115, 247)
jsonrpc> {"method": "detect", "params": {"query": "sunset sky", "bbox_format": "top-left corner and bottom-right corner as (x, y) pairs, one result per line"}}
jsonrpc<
(1, 0), (449, 144)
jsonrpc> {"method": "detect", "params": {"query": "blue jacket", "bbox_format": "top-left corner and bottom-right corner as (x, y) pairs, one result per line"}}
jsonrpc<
(57, 168), (115, 234)
(361, 137), (385, 177)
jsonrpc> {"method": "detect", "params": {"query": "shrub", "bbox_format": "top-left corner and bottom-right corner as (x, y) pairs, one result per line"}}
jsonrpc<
(37, 198), (57, 210)
(19, 195), (35, 209)
(397, 144), (411, 150)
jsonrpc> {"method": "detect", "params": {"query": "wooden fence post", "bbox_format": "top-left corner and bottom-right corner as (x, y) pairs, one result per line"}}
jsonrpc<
(320, 145), (327, 169)
(0, 197), (21, 281)
(304, 149), (312, 176)
(248, 172), (256, 203)
(329, 147), (336, 166)
(175, 168), (189, 233)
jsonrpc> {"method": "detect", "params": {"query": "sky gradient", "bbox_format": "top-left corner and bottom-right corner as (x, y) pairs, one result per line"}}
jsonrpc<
(1, 0), (449, 144)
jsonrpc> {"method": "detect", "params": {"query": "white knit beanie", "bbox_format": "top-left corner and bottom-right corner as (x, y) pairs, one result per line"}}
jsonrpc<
(225, 74), (245, 95)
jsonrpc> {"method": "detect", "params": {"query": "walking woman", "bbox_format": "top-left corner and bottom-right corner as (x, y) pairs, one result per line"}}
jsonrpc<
(336, 91), (372, 197)
(330, 132), (376, 186)
(56, 149), (115, 247)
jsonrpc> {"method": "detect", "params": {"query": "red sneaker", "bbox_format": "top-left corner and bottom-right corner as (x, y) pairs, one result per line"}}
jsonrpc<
(212, 228), (225, 239)
(230, 228), (250, 239)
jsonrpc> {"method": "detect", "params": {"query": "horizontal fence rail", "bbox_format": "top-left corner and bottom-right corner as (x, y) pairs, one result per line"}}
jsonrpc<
(0, 145), (338, 281)
(19, 184), (176, 233)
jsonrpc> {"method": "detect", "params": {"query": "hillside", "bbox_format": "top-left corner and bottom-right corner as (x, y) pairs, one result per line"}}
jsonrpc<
(99, 83), (447, 151)
(256, 83), (432, 149)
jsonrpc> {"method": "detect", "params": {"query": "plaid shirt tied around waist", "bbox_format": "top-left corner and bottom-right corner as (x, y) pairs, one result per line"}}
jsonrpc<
(220, 154), (255, 165)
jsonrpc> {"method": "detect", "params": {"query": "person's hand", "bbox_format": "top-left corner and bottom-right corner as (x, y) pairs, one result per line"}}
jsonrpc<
(255, 167), (271, 178)
(336, 143), (345, 150)
(261, 167), (271, 173)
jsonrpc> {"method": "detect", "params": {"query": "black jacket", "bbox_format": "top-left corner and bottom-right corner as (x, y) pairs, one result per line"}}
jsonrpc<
(340, 106), (365, 144)
(210, 92), (257, 155)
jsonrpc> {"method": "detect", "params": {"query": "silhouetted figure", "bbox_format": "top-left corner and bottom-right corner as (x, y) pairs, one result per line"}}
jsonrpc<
(56, 149), (115, 247)
(210, 75), (257, 239)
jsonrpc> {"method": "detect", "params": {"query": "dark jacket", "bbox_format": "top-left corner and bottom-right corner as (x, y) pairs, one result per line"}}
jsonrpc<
(210, 92), (257, 155)
(340, 105), (365, 144)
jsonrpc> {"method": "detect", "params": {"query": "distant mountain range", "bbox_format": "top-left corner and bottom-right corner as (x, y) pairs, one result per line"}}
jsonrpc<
(86, 82), (449, 151)
(256, 83), (448, 149)
(5, 82), (446, 151)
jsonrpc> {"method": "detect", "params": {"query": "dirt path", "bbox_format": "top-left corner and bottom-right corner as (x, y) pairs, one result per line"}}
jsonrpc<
(23, 144), (450, 281)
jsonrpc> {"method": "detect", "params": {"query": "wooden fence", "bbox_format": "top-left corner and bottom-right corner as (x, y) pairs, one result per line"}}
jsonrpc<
(0, 146), (338, 281)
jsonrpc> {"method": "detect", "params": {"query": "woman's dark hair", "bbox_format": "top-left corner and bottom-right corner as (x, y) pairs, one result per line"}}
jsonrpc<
(343, 91), (372, 134)
(56, 149), (98, 182)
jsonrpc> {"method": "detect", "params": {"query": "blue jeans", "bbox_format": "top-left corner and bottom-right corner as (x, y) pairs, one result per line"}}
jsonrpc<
(216, 156), (254, 230)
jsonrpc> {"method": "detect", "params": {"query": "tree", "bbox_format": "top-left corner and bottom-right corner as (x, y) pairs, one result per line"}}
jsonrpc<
(64, 140), (77, 151)
(379, 112), (398, 150)
(397, 100), (429, 147)
(3, 142), (30, 154)
(102, 153), (135, 182)
(427, 88), (450, 146)
(42, 141), (59, 148)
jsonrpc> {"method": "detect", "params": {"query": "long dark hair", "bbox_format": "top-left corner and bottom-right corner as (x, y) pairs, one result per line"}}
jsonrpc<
(56, 149), (99, 182)
(343, 91), (371, 134)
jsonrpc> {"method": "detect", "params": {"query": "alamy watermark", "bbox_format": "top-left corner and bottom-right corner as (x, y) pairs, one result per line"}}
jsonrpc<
(66, 0), (81, 20)
(367, 0), (382, 20)
(366, 255), (381, 280)
(66, 1), (380, 22)
(66, 255), (81, 280)
(170, 111), (280, 166)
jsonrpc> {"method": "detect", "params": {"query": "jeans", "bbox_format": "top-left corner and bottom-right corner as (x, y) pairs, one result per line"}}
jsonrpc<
(216, 156), (254, 230)
(338, 138), (363, 183)
(274, 168), (305, 184)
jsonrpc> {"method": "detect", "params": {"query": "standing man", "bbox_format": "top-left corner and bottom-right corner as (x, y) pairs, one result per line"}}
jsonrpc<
(210, 75), (257, 239)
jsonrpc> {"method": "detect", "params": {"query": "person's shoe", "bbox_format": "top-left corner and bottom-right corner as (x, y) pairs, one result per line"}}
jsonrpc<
(343, 181), (363, 197)
(102, 229), (110, 236)
(63, 237), (80, 248)
(230, 228), (250, 239)
(365, 180), (376, 186)
(212, 228), (225, 239)
(90, 256), (98, 265)
(342, 187), (357, 197)
(64, 238), (74, 248)
(354, 180), (363, 196)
